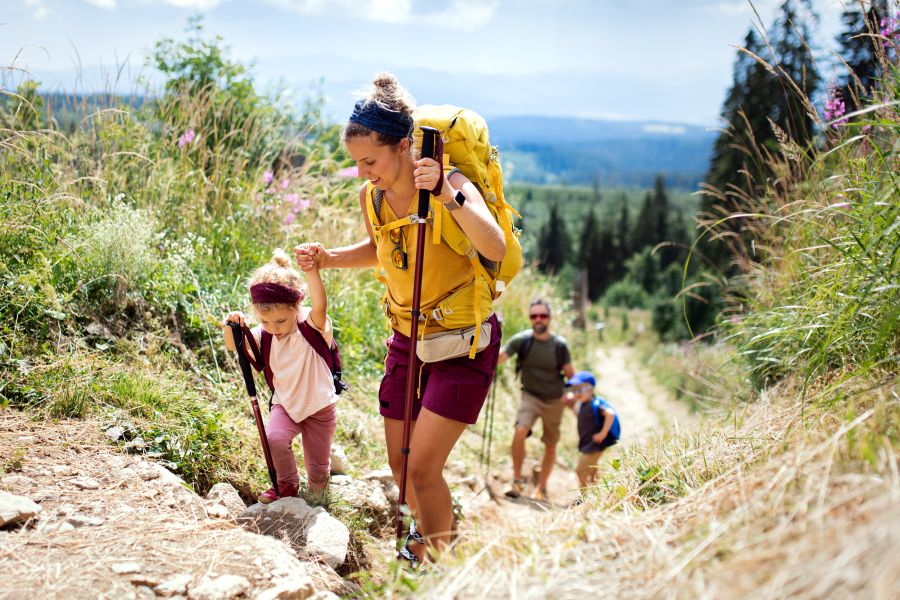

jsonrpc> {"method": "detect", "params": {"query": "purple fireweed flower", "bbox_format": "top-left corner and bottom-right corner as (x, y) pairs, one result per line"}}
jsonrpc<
(337, 166), (358, 178)
(283, 212), (297, 225)
(824, 87), (848, 130)
(284, 193), (300, 204)
(882, 15), (899, 48)
(280, 178), (290, 190)
(177, 128), (196, 148)
(294, 198), (311, 212)
(263, 171), (274, 185)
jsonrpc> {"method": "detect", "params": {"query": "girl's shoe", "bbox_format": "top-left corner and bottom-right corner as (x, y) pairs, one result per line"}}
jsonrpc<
(398, 521), (425, 569)
(257, 483), (298, 504)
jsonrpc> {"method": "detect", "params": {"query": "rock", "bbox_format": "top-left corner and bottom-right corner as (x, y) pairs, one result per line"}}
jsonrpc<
(69, 476), (100, 490)
(112, 467), (138, 482)
(154, 574), (192, 597)
(330, 478), (390, 514)
(1, 474), (35, 487)
(188, 574), (250, 600)
(105, 426), (126, 442)
(0, 490), (41, 526)
(111, 561), (144, 574)
(205, 504), (229, 519)
(360, 468), (394, 486)
(205, 483), (246, 518)
(302, 510), (350, 570)
(36, 520), (75, 534)
(67, 514), (105, 527)
(255, 576), (316, 600)
(51, 464), (76, 476)
(329, 445), (350, 475)
(239, 497), (349, 569)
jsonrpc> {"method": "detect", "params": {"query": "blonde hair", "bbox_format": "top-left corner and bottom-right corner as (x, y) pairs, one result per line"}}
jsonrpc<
(342, 72), (416, 146)
(248, 248), (305, 309)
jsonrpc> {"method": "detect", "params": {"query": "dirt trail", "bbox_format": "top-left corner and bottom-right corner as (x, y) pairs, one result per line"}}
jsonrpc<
(459, 344), (697, 523)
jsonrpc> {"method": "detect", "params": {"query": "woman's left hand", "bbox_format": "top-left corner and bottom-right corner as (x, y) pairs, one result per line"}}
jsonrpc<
(413, 157), (446, 196)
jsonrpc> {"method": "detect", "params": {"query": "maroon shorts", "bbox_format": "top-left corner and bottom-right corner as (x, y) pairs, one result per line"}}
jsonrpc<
(378, 313), (501, 425)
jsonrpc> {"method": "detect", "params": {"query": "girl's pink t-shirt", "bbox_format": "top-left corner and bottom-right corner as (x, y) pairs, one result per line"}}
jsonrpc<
(251, 307), (337, 423)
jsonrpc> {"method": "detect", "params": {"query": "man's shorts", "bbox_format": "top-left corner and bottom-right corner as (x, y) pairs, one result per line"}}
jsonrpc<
(377, 313), (501, 425)
(514, 390), (565, 445)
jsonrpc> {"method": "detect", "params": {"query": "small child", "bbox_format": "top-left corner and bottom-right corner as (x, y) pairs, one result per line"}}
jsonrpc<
(224, 245), (336, 503)
(564, 371), (621, 488)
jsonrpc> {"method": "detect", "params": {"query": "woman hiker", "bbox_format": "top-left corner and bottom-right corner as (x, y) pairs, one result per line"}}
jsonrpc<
(294, 73), (505, 564)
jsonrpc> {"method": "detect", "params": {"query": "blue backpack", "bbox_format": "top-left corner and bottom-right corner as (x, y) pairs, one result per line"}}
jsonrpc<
(592, 397), (621, 440)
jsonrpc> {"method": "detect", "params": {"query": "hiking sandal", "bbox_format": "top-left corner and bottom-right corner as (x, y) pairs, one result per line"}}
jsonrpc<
(504, 478), (528, 499)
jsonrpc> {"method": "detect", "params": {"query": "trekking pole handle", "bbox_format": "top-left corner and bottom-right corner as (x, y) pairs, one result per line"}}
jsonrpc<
(418, 126), (438, 218)
(227, 322), (258, 398)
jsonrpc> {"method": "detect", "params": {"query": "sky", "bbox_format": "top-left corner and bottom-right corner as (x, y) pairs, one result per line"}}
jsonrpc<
(1, 0), (855, 125)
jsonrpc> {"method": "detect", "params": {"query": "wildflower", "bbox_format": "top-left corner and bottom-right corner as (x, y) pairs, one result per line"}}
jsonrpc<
(283, 212), (297, 225)
(263, 170), (274, 185)
(336, 166), (358, 178)
(284, 193), (300, 204)
(280, 178), (290, 190)
(177, 128), (196, 148)
(294, 198), (311, 212)
(824, 86), (848, 130)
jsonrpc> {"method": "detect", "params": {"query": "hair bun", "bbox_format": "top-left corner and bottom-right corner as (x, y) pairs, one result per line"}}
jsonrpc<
(271, 248), (291, 268)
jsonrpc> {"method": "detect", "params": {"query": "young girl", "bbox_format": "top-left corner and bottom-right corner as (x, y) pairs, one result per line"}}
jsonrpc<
(295, 73), (504, 563)
(223, 246), (336, 502)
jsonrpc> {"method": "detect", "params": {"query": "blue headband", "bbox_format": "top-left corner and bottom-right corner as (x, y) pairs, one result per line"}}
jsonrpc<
(349, 99), (414, 139)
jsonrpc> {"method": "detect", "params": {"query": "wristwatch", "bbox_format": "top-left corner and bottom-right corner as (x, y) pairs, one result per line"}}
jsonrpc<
(444, 189), (466, 211)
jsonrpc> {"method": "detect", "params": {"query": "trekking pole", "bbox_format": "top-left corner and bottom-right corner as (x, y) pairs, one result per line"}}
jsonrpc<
(228, 322), (279, 499)
(396, 126), (439, 544)
(480, 375), (501, 503)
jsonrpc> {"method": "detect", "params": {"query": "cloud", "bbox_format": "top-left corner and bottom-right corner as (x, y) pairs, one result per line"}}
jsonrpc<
(25, 0), (49, 19)
(265, 0), (497, 30)
(158, 0), (223, 8)
(83, 0), (117, 8)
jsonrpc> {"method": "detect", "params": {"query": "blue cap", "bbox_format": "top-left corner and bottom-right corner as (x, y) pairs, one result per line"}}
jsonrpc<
(566, 371), (596, 387)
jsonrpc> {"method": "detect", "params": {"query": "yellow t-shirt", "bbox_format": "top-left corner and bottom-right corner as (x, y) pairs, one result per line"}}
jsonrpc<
(375, 194), (473, 337)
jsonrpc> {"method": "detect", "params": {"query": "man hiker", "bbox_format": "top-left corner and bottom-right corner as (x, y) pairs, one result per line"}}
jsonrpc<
(497, 299), (575, 500)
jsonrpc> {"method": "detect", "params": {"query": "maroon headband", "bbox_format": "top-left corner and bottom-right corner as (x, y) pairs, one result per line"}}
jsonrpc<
(250, 282), (304, 305)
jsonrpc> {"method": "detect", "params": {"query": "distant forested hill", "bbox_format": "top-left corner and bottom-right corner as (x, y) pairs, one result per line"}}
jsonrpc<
(489, 116), (717, 189)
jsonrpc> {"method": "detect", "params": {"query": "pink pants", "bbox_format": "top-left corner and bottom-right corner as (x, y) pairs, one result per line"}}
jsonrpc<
(266, 403), (336, 489)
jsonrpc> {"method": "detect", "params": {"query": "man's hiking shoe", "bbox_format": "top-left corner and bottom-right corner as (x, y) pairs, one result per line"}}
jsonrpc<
(534, 488), (549, 502)
(504, 478), (528, 499)
(257, 483), (298, 504)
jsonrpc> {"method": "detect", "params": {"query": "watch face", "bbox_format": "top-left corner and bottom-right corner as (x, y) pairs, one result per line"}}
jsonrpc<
(454, 190), (466, 207)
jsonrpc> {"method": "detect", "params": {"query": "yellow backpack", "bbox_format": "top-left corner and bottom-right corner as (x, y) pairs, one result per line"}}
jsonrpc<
(366, 104), (523, 358)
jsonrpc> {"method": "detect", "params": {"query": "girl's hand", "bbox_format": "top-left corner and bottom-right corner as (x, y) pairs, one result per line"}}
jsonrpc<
(413, 157), (446, 196)
(224, 311), (246, 327)
(591, 432), (606, 444)
(294, 242), (326, 272)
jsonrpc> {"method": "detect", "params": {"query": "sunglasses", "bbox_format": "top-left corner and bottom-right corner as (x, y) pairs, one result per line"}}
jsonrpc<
(529, 313), (550, 320)
(389, 227), (408, 271)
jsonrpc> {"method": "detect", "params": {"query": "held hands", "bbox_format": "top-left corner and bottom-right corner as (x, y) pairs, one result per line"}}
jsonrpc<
(293, 242), (326, 272)
(591, 431), (607, 444)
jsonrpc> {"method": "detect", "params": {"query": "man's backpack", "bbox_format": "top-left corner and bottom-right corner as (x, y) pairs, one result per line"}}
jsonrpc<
(241, 322), (349, 399)
(366, 105), (523, 358)
(515, 333), (567, 378)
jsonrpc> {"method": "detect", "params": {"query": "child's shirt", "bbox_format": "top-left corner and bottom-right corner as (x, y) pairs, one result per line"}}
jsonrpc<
(251, 307), (337, 423)
(575, 395), (620, 453)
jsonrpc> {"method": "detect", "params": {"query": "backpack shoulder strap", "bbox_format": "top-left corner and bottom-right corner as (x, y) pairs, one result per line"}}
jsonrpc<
(260, 330), (275, 393)
(554, 337), (566, 373)
(592, 398), (603, 429)
(515, 333), (534, 374)
(298, 320), (334, 371)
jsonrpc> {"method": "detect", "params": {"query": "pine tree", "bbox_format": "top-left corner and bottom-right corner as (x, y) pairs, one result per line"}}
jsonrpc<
(577, 209), (607, 300)
(630, 191), (657, 254)
(537, 203), (571, 274)
(613, 195), (631, 280)
(651, 175), (671, 266)
(836, 0), (891, 105)
(702, 0), (821, 266)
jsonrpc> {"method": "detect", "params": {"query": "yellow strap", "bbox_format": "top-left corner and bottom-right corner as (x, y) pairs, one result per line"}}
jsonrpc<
(431, 197), (442, 245)
(467, 259), (492, 359)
